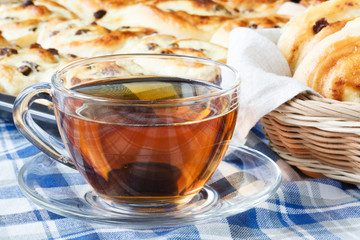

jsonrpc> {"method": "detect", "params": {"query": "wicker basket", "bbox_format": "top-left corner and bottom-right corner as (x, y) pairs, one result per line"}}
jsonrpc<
(260, 92), (360, 184)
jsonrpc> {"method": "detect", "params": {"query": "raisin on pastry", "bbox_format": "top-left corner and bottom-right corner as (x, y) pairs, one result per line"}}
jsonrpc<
(0, 47), (73, 95)
(278, 0), (359, 73)
(0, 0), (78, 47)
(37, 18), (156, 57)
(293, 17), (360, 103)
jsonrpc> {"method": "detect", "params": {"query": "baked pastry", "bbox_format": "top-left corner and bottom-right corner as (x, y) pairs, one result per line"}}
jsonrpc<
(96, 2), (227, 41)
(121, 34), (178, 54)
(37, 18), (156, 57)
(0, 0), (315, 96)
(278, 0), (360, 73)
(299, 0), (329, 7)
(211, 14), (290, 47)
(293, 17), (360, 103)
(0, 33), (11, 48)
(149, 0), (233, 17)
(124, 34), (227, 62)
(0, 0), (78, 47)
(213, 0), (288, 17)
(168, 39), (227, 62)
(56, 0), (102, 21)
(0, 44), (73, 95)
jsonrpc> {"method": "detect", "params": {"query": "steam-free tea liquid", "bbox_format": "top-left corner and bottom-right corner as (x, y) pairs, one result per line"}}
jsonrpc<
(54, 77), (237, 206)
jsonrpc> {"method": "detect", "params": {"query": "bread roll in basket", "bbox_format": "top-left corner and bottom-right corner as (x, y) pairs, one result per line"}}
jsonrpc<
(260, 0), (360, 184)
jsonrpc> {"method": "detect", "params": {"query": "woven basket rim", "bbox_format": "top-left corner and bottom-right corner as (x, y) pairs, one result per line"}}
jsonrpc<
(261, 91), (360, 184)
(289, 91), (360, 106)
(269, 91), (360, 133)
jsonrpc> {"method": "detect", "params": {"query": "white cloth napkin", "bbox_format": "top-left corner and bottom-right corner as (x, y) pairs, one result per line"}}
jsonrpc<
(226, 27), (315, 143)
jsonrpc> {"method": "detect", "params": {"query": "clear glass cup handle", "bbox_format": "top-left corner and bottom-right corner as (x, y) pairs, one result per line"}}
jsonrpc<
(13, 83), (76, 169)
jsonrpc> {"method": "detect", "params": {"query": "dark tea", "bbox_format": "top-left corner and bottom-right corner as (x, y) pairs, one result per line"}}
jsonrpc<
(54, 77), (238, 205)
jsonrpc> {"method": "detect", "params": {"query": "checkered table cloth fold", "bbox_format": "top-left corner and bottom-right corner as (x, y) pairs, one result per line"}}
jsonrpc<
(1, 119), (359, 240)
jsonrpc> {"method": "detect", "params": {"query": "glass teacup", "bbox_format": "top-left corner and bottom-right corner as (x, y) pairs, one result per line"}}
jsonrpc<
(13, 54), (240, 212)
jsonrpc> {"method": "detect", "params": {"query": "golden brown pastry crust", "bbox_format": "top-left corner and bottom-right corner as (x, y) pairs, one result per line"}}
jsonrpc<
(37, 18), (156, 57)
(123, 34), (227, 62)
(211, 14), (289, 47)
(0, 33), (11, 48)
(278, 0), (360, 73)
(0, 0), (78, 47)
(0, 46), (72, 95)
(149, 0), (233, 17)
(56, 0), (102, 20)
(293, 18), (360, 102)
(0, 0), (312, 95)
(96, 3), (215, 41)
(213, 0), (288, 17)
(121, 34), (178, 54)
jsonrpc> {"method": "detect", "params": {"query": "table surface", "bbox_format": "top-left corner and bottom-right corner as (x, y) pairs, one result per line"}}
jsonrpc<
(1, 119), (359, 240)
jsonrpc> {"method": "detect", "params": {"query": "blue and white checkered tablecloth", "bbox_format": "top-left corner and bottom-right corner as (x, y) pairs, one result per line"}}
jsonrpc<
(1, 118), (360, 240)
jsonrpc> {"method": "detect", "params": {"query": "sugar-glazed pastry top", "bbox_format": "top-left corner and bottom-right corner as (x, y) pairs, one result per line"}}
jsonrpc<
(278, 0), (360, 73)
(278, 0), (360, 103)
(294, 18), (360, 103)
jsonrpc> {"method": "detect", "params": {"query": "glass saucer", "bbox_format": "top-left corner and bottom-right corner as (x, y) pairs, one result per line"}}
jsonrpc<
(17, 144), (282, 228)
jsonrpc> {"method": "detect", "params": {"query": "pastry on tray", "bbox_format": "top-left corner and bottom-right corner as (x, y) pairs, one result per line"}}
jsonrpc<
(0, 0), (319, 96)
